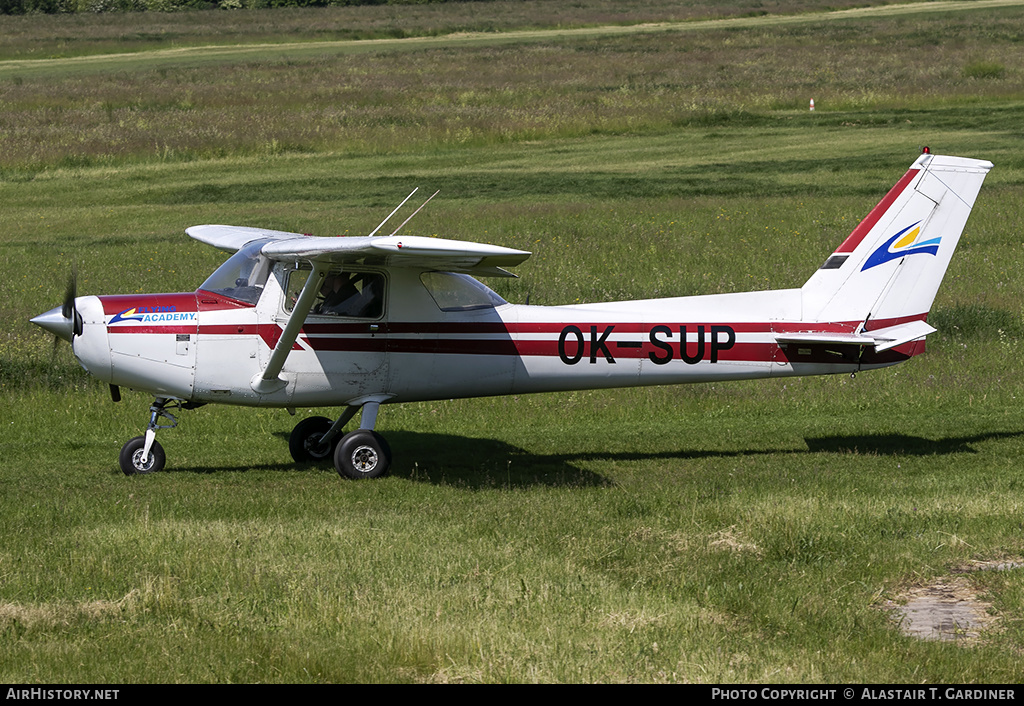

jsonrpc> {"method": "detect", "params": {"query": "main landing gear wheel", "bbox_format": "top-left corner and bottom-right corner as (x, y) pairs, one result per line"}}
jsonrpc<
(119, 436), (166, 476)
(289, 416), (338, 464)
(334, 430), (392, 480)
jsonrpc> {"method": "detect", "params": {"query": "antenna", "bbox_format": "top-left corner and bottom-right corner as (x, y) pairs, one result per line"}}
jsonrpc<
(389, 190), (440, 237)
(367, 188), (418, 238)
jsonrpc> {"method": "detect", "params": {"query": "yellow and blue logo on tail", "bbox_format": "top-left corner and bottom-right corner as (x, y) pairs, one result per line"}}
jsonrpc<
(862, 221), (941, 271)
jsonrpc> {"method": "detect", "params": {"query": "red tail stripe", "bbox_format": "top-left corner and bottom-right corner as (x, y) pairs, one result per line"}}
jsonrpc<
(833, 168), (919, 255)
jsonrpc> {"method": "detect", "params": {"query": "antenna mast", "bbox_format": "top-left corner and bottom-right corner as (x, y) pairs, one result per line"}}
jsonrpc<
(389, 190), (440, 236)
(367, 188), (418, 237)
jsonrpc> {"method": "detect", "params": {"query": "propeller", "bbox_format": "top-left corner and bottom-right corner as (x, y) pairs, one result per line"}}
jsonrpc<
(30, 267), (120, 402)
(31, 266), (83, 344)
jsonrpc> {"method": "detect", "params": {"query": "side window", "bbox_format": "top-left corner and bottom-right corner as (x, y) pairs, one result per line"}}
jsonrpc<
(420, 271), (507, 312)
(285, 267), (385, 319)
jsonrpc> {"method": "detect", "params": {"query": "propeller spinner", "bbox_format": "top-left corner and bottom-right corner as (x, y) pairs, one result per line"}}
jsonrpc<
(31, 269), (83, 343)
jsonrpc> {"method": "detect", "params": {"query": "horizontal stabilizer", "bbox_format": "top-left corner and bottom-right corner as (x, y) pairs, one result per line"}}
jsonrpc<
(775, 331), (876, 347)
(775, 319), (936, 353)
(863, 319), (937, 352)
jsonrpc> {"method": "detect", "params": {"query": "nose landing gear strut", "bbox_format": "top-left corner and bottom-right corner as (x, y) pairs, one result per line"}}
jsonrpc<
(119, 397), (187, 475)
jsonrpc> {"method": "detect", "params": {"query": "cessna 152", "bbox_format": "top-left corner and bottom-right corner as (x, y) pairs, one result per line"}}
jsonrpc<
(32, 151), (992, 479)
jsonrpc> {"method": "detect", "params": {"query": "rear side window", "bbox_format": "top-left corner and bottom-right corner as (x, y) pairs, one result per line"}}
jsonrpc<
(420, 272), (507, 312)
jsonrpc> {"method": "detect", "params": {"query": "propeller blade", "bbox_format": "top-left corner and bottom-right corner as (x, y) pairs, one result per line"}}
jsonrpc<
(61, 266), (77, 320)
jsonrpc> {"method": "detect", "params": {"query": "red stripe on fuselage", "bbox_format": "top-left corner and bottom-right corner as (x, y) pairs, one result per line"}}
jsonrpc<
(99, 303), (924, 366)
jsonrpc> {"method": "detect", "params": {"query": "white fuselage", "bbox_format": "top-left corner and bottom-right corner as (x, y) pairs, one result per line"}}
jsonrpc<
(70, 264), (918, 409)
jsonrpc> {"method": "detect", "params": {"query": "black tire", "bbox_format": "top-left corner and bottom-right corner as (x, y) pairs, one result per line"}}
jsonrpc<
(334, 430), (392, 479)
(288, 416), (336, 464)
(119, 436), (165, 476)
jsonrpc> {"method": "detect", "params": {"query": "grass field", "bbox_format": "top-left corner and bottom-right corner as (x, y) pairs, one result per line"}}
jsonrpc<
(3, 0), (1024, 683)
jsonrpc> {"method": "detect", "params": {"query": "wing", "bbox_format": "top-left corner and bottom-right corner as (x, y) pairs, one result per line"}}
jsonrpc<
(186, 225), (308, 253)
(188, 226), (531, 277)
(261, 234), (531, 278)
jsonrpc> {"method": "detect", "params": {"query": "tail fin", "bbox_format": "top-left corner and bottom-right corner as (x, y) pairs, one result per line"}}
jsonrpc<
(801, 153), (992, 329)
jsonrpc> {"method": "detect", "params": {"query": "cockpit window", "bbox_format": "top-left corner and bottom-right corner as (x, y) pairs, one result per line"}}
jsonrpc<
(420, 272), (507, 312)
(286, 266), (385, 319)
(199, 239), (272, 305)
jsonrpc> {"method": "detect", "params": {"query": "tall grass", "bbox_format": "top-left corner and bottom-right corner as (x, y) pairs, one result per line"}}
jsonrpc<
(0, 1), (915, 60)
(1, 3), (1022, 171)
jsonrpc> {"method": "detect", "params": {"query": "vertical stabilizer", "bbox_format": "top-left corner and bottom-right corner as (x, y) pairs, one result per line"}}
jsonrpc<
(801, 153), (992, 328)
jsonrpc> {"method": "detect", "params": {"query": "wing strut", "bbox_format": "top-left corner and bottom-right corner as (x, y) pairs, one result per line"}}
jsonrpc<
(251, 263), (327, 395)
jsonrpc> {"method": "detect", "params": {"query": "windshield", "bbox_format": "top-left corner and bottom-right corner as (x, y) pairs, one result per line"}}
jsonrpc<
(199, 239), (272, 305)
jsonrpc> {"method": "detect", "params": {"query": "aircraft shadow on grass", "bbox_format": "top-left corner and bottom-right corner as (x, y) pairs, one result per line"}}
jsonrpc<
(166, 428), (1024, 489)
(169, 430), (608, 488)
(801, 430), (1024, 456)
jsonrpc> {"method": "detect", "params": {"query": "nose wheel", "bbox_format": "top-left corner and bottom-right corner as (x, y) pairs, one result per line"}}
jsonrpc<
(119, 436), (166, 475)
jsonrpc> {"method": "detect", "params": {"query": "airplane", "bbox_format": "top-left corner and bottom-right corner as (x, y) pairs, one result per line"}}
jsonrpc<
(31, 151), (992, 479)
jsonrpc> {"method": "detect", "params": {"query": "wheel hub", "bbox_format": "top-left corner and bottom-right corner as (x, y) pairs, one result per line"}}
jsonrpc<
(131, 450), (155, 473)
(350, 445), (379, 473)
(306, 435), (330, 458)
